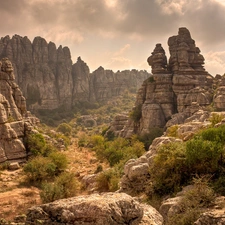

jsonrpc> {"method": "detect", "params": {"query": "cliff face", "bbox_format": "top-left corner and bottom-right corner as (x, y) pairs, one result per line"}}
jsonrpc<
(0, 35), (150, 112)
(119, 28), (219, 137)
(0, 58), (37, 163)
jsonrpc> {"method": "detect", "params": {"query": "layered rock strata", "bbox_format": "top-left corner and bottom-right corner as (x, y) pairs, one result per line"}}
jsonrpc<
(120, 27), (214, 137)
(0, 58), (36, 163)
(0, 35), (150, 112)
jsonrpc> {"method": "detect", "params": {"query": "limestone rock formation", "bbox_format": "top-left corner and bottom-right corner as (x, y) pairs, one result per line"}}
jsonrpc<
(0, 58), (37, 163)
(120, 109), (213, 194)
(25, 192), (163, 225)
(194, 196), (225, 224)
(120, 27), (214, 137)
(0, 35), (150, 113)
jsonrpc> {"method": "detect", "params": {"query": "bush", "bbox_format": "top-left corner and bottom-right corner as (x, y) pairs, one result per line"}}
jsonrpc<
(167, 177), (215, 225)
(129, 104), (142, 123)
(209, 113), (224, 127)
(186, 126), (225, 175)
(166, 125), (179, 138)
(25, 133), (46, 156)
(96, 168), (120, 192)
(23, 156), (56, 183)
(48, 152), (68, 174)
(40, 172), (79, 203)
(138, 127), (163, 150)
(149, 142), (188, 196)
(56, 123), (72, 135)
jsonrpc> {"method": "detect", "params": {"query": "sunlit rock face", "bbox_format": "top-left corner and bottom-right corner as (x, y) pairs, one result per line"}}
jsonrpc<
(121, 27), (214, 137)
(0, 58), (37, 163)
(0, 35), (150, 112)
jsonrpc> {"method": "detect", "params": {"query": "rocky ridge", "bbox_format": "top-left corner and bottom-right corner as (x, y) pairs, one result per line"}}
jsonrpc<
(0, 35), (150, 112)
(0, 57), (38, 163)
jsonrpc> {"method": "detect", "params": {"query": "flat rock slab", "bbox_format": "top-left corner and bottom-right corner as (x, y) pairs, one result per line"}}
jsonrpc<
(25, 192), (163, 225)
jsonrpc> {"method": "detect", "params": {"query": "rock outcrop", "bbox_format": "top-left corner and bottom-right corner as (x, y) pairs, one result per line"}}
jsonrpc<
(120, 27), (214, 137)
(0, 35), (150, 112)
(25, 192), (163, 225)
(0, 58), (37, 163)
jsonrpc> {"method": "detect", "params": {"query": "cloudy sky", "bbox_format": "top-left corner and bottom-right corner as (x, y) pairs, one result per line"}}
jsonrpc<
(1, 0), (225, 75)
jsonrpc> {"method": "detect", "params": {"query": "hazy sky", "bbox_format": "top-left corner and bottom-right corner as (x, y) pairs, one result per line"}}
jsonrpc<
(1, 0), (225, 75)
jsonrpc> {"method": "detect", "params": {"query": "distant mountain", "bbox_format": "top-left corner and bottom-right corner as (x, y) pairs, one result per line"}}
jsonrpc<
(0, 35), (150, 113)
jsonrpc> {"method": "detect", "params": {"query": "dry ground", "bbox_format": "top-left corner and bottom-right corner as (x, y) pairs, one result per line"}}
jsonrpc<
(0, 137), (106, 221)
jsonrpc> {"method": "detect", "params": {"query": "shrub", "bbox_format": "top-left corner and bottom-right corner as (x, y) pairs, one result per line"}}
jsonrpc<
(149, 142), (188, 196)
(166, 125), (179, 138)
(186, 126), (225, 175)
(167, 177), (215, 225)
(96, 168), (120, 192)
(25, 133), (46, 156)
(56, 123), (72, 135)
(138, 127), (163, 150)
(48, 152), (68, 174)
(23, 156), (56, 183)
(40, 172), (79, 203)
(129, 104), (142, 123)
(209, 113), (224, 127)
(78, 133), (89, 147)
(186, 138), (222, 175)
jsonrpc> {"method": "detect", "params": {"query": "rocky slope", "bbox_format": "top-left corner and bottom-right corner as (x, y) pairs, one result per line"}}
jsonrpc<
(0, 57), (38, 163)
(0, 35), (149, 112)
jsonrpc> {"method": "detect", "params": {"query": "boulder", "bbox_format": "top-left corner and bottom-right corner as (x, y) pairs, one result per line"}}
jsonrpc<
(25, 192), (163, 225)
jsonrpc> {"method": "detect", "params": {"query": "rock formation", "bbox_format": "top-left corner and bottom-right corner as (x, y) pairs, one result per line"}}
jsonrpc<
(118, 27), (214, 137)
(0, 58), (38, 163)
(0, 35), (150, 113)
(25, 192), (163, 225)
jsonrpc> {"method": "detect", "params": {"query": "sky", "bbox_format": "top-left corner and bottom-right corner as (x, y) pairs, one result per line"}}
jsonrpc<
(1, 0), (225, 75)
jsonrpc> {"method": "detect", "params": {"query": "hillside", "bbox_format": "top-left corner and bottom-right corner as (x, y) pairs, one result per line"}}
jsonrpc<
(1, 27), (225, 225)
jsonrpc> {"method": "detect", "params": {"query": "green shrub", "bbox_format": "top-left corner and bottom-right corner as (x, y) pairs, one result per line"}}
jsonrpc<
(48, 152), (68, 174)
(25, 133), (46, 156)
(149, 142), (188, 196)
(78, 133), (89, 147)
(40, 172), (79, 203)
(209, 113), (224, 127)
(166, 125), (179, 138)
(186, 138), (222, 174)
(129, 104), (142, 123)
(56, 123), (72, 135)
(167, 177), (215, 225)
(23, 156), (56, 183)
(95, 164), (103, 174)
(96, 168), (120, 192)
(0, 162), (9, 171)
(138, 127), (163, 150)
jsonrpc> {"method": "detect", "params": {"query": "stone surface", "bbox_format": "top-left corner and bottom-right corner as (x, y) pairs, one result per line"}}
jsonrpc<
(120, 27), (214, 138)
(194, 197), (225, 225)
(0, 35), (150, 112)
(25, 192), (163, 225)
(0, 58), (37, 163)
(120, 136), (182, 194)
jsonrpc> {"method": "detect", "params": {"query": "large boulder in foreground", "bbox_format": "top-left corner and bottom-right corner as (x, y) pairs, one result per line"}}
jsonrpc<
(25, 192), (163, 225)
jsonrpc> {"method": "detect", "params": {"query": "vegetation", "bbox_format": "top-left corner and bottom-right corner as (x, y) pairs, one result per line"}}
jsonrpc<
(129, 104), (142, 123)
(148, 124), (225, 198)
(167, 177), (215, 225)
(56, 123), (72, 136)
(137, 127), (163, 150)
(40, 172), (79, 203)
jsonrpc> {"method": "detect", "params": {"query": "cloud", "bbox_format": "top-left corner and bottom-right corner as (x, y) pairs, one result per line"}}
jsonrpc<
(205, 51), (225, 75)
(1, 0), (225, 74)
